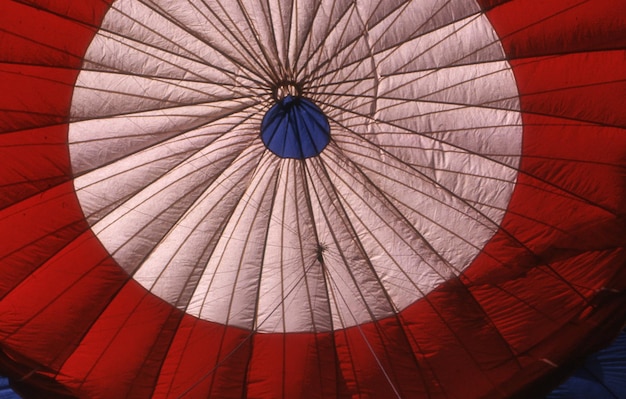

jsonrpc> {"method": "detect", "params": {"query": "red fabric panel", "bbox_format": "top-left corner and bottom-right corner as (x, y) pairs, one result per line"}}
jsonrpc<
(0, 124), (70, 208)
(0, 1), (117, 396)
(0, 229), (126, 371)
(480, 0), (626, 58)
(0, 1), (110, 133)
(0, 64), (76, 133)
(11, 0), (113, 24)
(0, 0), (113, 297)
(334, 318), (441, 399)
(152, 317), (251, 399)
(513, 52), (626, 128)
(0, 182), (88, 299)
(246, 332), (338, 399)
(0, 1), (98, 66)
(399, 281), (523, 399)
(57, 281), (178, 399)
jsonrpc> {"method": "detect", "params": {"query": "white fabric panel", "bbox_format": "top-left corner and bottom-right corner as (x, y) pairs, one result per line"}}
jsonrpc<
(371, 100), (521, 174)
(103, 0), (216, 63)
(366, 0), (481, 54)
(70, 103), (257, 174)
(83, 31), (241, 85)
(355, 0), (410, 27)
(89, 137), (265, 275)
(71, 71), (240, 120)
(379, 61), (521, 111)
(297, 4), (365, 83)
(99, 0), (265, 86)
(70, 0), (523, 332)
(330, 130), (502, 274)
(255, 160), (332, 333)
(132, 145), (264, 309)
(74, 122), (252, 223)
(308, 0), (482, 88)
(305, 157), (397, 329)
(186, 153), (280, 328)
(375, 14), (505, 74)
(320, 145), (456, 313)
(287, 0), (343, 75)
(260, 0), (292, 70)
(370, 100), (521, 163)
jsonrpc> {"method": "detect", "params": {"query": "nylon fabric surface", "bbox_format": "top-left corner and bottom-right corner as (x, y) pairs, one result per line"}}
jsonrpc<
(0, 0), (625, 398)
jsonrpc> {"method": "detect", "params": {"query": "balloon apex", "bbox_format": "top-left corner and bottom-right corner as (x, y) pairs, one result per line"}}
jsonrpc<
(273, 81), (302, 101)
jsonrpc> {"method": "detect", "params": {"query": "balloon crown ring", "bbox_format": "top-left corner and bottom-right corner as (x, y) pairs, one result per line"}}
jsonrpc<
(271, 80), (303, 101)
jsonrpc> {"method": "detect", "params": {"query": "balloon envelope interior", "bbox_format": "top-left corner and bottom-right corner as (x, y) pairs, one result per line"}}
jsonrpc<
(1, 0), (625, 398)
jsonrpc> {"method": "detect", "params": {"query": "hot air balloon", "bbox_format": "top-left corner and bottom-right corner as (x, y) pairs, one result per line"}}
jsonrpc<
(1, 0), (625, 398)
